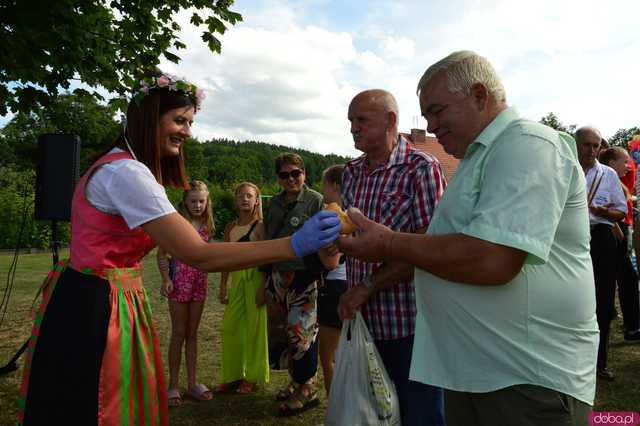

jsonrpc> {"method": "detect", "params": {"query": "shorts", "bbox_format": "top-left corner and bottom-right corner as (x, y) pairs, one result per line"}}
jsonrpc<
(168, 261), (208, 303)
(317, 279), (347, 329)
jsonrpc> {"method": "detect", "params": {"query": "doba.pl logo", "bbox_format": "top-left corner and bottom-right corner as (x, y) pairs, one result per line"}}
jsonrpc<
(589, 412), (640, 426)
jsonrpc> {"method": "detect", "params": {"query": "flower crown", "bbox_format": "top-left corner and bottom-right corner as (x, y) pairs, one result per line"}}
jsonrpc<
(133, 73), (205, 110)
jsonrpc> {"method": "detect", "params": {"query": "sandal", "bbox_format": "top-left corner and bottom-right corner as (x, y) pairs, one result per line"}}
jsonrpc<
(277, 386), (320, 417)
(186, 383), (213, 401)
(167, 388), (182, 407)
(276, 381), (297, 401)
(236, 381), (255, 394)
(215, 380), (241, 394)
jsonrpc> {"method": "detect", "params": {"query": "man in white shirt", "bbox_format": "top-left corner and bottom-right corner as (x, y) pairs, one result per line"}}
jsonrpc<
(576, 126), (627, 380)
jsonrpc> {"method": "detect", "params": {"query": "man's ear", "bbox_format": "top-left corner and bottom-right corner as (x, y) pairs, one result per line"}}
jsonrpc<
(470, 83), (489, 111)
(387, 110), (398, 130)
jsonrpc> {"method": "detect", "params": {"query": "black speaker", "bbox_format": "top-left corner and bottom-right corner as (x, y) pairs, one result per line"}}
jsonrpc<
(35, 134), (81, 221)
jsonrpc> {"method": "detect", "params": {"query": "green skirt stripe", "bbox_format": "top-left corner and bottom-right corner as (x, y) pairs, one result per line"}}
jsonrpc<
(99, 267), (168, 426)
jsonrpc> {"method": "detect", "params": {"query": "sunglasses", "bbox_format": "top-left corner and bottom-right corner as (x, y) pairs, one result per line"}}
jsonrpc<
(278, 169), (303, 180)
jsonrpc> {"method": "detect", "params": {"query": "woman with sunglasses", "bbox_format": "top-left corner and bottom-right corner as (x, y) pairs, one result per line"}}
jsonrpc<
(263, 153), (339, 416)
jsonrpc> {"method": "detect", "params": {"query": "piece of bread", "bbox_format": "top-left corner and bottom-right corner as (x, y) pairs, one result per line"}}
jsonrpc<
(326, 202), (358, 234)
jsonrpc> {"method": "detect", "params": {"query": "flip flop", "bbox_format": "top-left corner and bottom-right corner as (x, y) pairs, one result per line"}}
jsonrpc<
(276, 382), (297, 401)
(236, 381), (256, 394)
(167, 388), (182, 407)
(186, 383), (213, 401)
(277, 387), (319, 417)
(215, 380), (241, 394)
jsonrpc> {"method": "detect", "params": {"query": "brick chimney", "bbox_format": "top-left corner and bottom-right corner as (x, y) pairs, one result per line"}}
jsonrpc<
(402, 128), (460, 180)
(410, 128), (426, 144)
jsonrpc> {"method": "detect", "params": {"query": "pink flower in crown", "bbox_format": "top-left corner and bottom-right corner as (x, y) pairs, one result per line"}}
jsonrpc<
(165, 73), (179, 89)
(156, 75), (170, 88)
(141, 86), (149, 94)
(196, 88), (206, 102)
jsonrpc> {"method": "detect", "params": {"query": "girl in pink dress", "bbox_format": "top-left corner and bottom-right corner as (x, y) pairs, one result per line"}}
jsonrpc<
(157, 180), (214, 406)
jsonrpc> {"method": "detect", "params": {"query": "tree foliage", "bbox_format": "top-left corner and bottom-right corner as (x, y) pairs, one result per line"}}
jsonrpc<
(540, 112), (640, 149)
(0, 95), (352, 246)
(608, 127), (640, 148)
(0, 92), (120, 172)
(0, 0), (242, 115)
(539, 112), (576, 136)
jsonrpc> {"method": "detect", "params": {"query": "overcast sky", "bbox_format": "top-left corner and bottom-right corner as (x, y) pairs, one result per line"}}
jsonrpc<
(158, 0), (640, 157)
(6, 0), (639, 158)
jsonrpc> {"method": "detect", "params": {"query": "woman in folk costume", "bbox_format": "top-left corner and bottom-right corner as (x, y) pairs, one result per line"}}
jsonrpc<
(19, 70), (342, 426)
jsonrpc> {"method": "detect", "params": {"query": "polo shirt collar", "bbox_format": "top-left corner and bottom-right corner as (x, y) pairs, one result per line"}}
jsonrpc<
(473, 106), (520, 149)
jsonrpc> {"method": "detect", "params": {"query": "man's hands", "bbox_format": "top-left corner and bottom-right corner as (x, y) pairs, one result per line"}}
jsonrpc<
(337, 284), (371, 320)
(336, 208), (398, 319)
(590, 203), (625, 222)
(337, 208), (395, 262)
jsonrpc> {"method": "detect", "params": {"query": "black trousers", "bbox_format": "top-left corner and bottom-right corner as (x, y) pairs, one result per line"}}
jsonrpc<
(444, 385), (590, 426)
(616, 223), (640, 332)
(375, 335), (445, 425)
(590, 224), (617, 370)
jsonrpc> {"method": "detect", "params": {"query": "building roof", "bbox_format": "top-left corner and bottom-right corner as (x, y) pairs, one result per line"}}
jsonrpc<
(401, 129), (460, 180)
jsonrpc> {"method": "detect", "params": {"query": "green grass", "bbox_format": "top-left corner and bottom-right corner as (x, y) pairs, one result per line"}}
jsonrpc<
(0, 250), (326, 426)
(1, 251), (639, 425)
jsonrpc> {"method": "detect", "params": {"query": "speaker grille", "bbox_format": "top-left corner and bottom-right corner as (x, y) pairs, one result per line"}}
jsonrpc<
(35, 134), (81, 221)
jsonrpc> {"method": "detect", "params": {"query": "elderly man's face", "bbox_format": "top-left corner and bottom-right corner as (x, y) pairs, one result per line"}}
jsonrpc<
(576, 132), (601, 169)
(348, 95), (389, 154)
(419, 72), (483, 159)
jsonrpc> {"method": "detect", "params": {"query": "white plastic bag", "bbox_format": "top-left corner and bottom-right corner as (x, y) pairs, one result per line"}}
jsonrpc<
(325, 311), (401, 426)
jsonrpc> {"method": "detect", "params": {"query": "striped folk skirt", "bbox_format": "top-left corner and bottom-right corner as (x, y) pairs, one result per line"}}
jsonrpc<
(19, 261), (168, 425)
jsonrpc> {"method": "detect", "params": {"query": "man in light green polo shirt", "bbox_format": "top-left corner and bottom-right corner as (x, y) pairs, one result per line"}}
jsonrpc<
(338, 50), (598, 426)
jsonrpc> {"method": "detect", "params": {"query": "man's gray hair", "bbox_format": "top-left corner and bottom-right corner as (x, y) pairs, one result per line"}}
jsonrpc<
(416, 50), (506, 103)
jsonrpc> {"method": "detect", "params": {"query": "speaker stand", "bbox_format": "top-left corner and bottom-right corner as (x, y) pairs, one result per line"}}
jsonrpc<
(0, 340), (29, 375)
(0, 220), (61, 376)
(51, 220), (60, 265)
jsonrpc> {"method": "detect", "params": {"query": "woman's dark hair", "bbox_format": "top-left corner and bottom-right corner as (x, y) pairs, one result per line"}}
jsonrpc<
(95, 70), (195, 188)
(274, 153), (305, 174)
(121, 88), (194, 188)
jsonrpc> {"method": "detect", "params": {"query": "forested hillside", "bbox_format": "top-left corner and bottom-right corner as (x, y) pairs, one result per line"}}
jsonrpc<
(0, 93), (352, 248)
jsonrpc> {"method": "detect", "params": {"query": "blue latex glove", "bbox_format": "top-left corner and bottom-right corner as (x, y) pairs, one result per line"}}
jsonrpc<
(291, 210), (341, 257)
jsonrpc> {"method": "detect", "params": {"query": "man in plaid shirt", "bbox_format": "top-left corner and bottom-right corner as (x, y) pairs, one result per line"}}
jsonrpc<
(338, 89), (446, 425)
